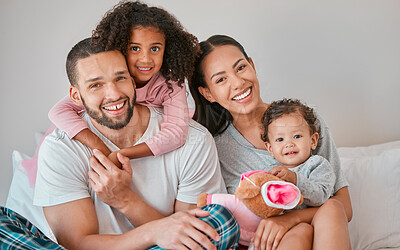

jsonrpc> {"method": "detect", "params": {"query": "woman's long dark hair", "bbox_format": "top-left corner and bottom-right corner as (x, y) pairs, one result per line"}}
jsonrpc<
(189, 35), (250, 136)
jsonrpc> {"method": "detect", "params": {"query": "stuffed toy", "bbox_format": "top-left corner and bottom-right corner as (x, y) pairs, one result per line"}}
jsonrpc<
(197, 170), (303, 246)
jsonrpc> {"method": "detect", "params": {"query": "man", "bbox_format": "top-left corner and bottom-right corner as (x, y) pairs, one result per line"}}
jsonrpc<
(31, 38), (239, 249)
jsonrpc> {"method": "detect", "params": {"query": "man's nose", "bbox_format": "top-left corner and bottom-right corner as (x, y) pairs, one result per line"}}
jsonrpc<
(105, 83), (122, 99)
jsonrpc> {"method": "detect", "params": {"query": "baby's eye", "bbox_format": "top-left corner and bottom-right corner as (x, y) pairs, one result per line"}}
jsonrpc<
(151, 47), (160, 52)
(130, 46), (140, 51)
(276, 138), (283, 142)
(294, 135), (302, 139)
(116, 76), (127, 81)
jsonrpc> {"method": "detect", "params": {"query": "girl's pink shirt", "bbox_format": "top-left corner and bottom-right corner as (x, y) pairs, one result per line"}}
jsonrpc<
(48, 72), (189, 156)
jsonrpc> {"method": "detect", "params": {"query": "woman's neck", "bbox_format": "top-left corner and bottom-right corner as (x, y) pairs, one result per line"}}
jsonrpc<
(232, 103), (269, 150)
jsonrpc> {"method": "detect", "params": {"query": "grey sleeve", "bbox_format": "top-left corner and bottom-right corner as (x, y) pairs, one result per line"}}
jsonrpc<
(295, 156), (336, 207)
(313, 113), (348, 192)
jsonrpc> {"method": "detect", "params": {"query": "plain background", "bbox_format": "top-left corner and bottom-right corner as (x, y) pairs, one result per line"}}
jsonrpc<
(1, 0), (399, 206)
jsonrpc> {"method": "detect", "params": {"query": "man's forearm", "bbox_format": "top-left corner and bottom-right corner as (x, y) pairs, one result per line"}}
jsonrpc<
(116, 189), (165, 226)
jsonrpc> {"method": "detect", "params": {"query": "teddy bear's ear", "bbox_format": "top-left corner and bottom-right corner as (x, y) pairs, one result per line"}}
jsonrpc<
(235, 184), (261, 200)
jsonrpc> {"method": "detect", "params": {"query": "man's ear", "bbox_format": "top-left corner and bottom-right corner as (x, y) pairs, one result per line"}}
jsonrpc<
(311, 132), (319, 150)
(249, 57), (256, 72)
(198, 86), (216, 103)
(69, 86), (83, 106)
(265, 142), (274, 157)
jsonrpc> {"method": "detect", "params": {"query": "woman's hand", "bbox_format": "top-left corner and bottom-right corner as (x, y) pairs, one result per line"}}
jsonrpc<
(252, 214), (296, 250)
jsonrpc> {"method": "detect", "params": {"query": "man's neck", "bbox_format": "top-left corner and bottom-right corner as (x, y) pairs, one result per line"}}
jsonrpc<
(89, 105), (150, 149)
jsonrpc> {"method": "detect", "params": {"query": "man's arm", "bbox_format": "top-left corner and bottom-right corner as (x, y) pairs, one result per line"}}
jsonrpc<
(43, 198), (136, 249)
(88, 150), (221, 248)
(175, 200), (197, 212)
(89, 150), (164, 226)
(44, 198), (219, 250)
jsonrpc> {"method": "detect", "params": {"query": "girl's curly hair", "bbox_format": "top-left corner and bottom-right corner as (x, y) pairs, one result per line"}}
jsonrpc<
(92, 1), (199, 87)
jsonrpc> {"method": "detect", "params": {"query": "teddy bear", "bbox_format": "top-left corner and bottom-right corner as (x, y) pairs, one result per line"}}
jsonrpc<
(197, 170), (303, 246)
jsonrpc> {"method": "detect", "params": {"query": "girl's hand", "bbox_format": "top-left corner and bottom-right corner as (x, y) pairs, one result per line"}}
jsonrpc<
(269, 165), (297, 185)
(252, 215), (294, 250)
(107, 150), (122, 169)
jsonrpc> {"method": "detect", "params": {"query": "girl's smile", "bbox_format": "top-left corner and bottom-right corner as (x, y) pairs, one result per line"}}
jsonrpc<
(127, 26), (165, 88)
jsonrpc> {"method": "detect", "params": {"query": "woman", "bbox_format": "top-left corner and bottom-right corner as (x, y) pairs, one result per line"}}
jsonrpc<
(189, 35), (352, 250)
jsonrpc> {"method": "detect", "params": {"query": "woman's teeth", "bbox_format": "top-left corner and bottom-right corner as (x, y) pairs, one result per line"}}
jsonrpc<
(233, 88), (251, 101)
(104, 102), (124, 111)
(138, 67), (151, 71)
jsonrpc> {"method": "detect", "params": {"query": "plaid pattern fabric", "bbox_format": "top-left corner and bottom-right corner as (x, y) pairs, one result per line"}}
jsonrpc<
(0, 206), (65, 250)
(149, 204), (240, 250)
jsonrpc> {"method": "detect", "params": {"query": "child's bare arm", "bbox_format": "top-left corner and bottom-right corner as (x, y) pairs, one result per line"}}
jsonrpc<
(119, 142), (153, 159)
(108, 143), (153, 169)
(75, 128), (112, 156)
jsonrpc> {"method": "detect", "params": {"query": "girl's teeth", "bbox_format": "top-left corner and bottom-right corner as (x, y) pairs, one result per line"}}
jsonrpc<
(138, 67), (151, 70)
(233, 88), (251, 101)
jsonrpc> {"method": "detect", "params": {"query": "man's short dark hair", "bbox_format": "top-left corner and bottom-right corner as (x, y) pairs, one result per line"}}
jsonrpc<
(66, 38), (106, 86)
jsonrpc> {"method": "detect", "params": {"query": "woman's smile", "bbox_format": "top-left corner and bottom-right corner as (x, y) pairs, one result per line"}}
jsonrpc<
(232, 87), (252, 102)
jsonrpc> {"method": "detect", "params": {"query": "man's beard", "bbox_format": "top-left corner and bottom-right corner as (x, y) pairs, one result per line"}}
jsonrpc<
(81, 95), (135, 130)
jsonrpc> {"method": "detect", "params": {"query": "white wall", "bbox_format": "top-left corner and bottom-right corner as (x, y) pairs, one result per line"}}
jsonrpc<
(1, 0), (399, 206)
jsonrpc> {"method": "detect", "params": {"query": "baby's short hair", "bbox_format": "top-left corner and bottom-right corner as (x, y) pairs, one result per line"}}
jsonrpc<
(261, 98), (320, 142)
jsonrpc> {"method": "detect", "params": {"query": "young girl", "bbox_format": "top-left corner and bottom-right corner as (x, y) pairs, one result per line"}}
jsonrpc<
(48, 1), (199, 165)
(261, 98), (336, 209)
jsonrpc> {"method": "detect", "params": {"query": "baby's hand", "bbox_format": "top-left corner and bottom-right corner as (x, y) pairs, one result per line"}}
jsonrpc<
(269, 165), (297, 185)
(107, 151), (122, 169)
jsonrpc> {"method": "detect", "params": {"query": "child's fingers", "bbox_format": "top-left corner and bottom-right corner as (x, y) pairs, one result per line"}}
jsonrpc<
(93, 149), (118, 171)
(117, 152), (132, 175)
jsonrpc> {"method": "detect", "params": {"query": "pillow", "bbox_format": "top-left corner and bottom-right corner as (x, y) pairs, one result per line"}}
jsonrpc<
(338, 140), (400, 249)
(6, 150), (57, 242)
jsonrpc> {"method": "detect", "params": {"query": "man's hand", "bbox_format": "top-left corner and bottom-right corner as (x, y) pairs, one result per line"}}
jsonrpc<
(269, 165), (297, 184)
(88, 149), (164, 226)
(148, 208), (220, 250)
(88, 149), (133, 210)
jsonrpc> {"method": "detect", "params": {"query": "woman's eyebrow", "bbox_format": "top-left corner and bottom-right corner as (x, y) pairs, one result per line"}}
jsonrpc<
(210, 58), (245, 81)
(233, 58), (244, 68)
(210, 71), (225, 80)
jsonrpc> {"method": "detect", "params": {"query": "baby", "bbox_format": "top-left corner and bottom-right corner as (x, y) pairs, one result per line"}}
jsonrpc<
(261, 98), (336, 209)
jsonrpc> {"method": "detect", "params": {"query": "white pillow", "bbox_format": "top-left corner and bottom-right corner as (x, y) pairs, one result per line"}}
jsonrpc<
(338, 141), (400, 250)
(6, 150), (57, 242)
